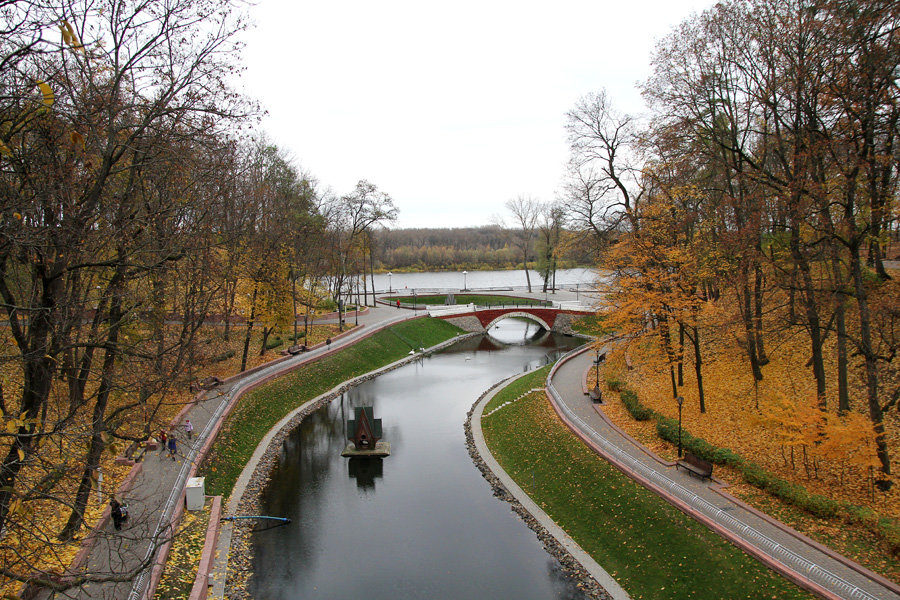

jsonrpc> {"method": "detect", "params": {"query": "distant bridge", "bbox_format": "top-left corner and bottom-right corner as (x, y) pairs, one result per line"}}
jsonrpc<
(428, 303), (594, 333)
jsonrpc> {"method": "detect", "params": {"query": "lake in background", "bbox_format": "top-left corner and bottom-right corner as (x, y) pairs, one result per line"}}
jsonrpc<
(369, 267), (602, 294)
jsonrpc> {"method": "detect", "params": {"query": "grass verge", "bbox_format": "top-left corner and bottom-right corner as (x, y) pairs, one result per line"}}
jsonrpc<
(611, 381), (900, 562)
(481, 367), (816, 600)
(199, 317), (464, 497)
(153, 501), (211, 600)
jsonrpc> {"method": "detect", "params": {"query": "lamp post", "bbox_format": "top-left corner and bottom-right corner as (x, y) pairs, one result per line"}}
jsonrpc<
(388, 272), (392, 295)
(676, 395), (684, 458)
(592, 349), (605, 402)
(413, 289), (417, 314)
(463, 270), (468, 291)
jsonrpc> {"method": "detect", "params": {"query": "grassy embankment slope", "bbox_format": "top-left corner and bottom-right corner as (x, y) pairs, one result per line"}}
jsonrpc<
(200, 318), (464, 497)
(481, 367), (816, 600)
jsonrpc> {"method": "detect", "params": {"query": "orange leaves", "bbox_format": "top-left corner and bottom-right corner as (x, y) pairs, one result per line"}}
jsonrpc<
(751, 393), (882, 475)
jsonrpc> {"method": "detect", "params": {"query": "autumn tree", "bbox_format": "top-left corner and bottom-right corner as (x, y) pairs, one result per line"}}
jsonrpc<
(565, 90), (644, 232)
(0, 0), (252, 591)
(504, 195), (541, 292)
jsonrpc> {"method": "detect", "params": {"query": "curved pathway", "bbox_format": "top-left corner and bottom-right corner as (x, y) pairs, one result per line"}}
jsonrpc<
(64, 285), (899, 600)
(546, 345), (900, 600)
(67, 305), (418, 600)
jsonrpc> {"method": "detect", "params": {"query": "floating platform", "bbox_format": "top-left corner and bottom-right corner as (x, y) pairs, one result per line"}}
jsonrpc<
(341, 441), (391, 457)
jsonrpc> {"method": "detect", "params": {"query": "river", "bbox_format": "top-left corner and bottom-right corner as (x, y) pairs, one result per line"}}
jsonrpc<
(249, 319), (588, 599)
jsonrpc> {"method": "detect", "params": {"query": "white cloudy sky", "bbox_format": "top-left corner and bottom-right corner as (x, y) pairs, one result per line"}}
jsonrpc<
(237, 0), (714, 228)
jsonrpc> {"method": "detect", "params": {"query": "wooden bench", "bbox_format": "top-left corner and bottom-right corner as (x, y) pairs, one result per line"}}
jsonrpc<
(286, 344), (306, 355)
(676, 452), (713, 480)
(190, 375), (223, 392)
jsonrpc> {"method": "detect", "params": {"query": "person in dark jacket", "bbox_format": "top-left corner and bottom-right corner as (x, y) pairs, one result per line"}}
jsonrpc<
(110, 498), (124, 530)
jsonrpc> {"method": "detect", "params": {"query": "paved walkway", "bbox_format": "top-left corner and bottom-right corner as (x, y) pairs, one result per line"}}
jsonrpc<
(62, 304), (415, 600)
(546, 346), (900, 600)
(57, 282), (900, 600)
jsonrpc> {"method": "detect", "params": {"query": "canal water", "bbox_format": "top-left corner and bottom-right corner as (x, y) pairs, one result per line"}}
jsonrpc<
(249, 319), (587, 599)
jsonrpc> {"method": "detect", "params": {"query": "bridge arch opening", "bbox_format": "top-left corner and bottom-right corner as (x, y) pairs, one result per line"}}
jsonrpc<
(486, 315), (550, 345)
(484, 311), (552, 333)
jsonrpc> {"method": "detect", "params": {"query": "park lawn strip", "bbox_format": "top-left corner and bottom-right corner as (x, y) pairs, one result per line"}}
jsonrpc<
(153, 501), (210, 600)
(481, 368), (816, 600)
(390, 293), (550, 307)
(200, 318), (464, 497)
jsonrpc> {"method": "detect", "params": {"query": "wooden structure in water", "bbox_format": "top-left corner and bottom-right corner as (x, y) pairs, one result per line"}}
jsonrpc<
(342, 406), (391, 457)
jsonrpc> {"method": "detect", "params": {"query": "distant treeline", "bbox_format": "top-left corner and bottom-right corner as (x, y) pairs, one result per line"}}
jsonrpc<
(374, 226), (590, 271)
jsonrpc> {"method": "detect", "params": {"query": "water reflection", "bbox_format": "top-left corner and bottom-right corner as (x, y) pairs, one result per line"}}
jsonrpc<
(249, 321), (586, 599)
(347, 457), (383, 491)
(487, 317), (550, 345)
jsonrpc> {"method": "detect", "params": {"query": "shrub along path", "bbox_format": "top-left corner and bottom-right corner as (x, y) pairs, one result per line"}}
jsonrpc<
(546, 345), (900, 600)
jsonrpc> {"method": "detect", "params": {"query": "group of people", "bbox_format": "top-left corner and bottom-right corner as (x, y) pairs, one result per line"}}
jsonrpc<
(109, 419), (195, 531)
(158, 419), (193, 461)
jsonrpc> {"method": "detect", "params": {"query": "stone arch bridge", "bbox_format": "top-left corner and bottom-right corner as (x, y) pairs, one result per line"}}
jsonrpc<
(429, 304), (594, 334)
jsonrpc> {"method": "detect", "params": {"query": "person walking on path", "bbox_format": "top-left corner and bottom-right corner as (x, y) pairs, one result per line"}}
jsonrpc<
(184, 419), (193, 440)
(110, 499), (124, 530)
(326, 337), (331, 349)
(158, 430), (167, 459)
(167, 434), (177, 461)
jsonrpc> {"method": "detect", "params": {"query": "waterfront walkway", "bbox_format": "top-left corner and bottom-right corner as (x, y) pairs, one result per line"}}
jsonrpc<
(544, 346), (900, 600)
(59, 284), (900, 600)
(66, 304), (416, 600)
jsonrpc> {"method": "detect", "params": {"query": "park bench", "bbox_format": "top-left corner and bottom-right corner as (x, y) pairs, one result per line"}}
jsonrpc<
(286, 344), (307, 355)
(190, 375), (223, 392)
(675, 452), (713, 480)
(588, 386), (603, 403)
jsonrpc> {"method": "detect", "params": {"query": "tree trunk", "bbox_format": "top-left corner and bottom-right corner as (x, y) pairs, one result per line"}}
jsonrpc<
(241, 283), (259, 372)
(523, 249), (532, 292)
(0, 264), (61, 535)
(59, 266), (125, 540)
(690, 325), (706, 413)
(790, 224), (827, 408)
(737, 272), (763, 382)
(753, 265), (768, 365)
(850, 235), (891, 480)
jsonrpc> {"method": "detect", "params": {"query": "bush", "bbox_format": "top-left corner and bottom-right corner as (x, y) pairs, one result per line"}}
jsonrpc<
(606, 378), (624, 392)
(265, 337), (283, 350)
(212, 349), (235, 363)
(620, 388), (654, 421)
(622, 379), (900, 556)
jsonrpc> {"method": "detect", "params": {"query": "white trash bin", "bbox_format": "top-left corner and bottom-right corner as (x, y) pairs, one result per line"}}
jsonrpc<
(185, 476), (205, 511)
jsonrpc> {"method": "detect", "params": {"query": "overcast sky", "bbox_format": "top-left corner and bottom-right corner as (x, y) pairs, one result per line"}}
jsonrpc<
(237, 0), (715, 228)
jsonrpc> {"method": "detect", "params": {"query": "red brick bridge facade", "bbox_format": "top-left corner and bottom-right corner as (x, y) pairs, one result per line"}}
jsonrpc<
(434, 306), (594, 333)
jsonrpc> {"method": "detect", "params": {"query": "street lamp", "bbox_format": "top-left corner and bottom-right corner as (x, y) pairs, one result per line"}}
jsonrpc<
(388, 272), (392, 294)
(592, 350), (605, 403)
(676, 395), (684, 458)
(463, 270), (468, 291)
(413, 289), (417, 314)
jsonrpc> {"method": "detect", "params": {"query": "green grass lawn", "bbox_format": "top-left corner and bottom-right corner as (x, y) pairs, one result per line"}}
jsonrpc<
(390, 293), (551, 307)
(481, 367), (816, 600)
(200, 318), (463, 497)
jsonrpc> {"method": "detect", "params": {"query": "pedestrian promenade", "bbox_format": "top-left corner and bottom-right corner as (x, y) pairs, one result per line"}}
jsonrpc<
(64, 304), (415, 600)
(546, 346), (900, 600)
(59, 285), (900, 600)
